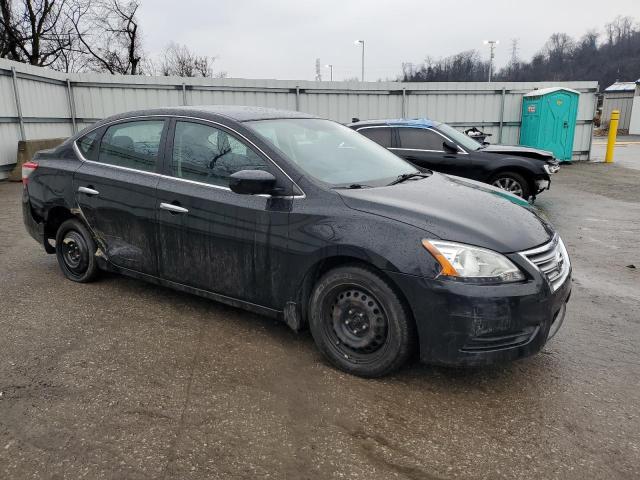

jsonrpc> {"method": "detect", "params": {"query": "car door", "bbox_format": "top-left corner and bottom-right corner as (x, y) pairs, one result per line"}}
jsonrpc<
(155, 118), (292, 308)
(73, 118), (168, 275)
(389, 127), (473, 177)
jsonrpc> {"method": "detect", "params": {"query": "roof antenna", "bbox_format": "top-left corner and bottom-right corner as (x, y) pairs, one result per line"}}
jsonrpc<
(352, 117), (360, 123)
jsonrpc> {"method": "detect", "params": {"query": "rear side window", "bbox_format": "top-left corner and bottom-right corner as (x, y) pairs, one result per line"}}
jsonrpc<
(171, 121), (270, 187)
(98, 120), (165, 172)
(397, 128), (445, 151)
(358, 127), (392, 148)
(77, 131), (100, 161)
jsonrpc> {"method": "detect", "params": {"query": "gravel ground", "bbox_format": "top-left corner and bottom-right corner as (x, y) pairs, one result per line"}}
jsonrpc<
(0, 162), (639, 479)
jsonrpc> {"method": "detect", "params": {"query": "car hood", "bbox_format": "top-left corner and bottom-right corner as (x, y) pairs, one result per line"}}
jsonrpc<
(480, 144), (555, 161)
(337, 173), (554, 253)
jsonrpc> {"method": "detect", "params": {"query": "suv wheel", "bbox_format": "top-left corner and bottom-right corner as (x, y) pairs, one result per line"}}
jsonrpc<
(308, 265), (415, 377)
(55, 218), (99, 283)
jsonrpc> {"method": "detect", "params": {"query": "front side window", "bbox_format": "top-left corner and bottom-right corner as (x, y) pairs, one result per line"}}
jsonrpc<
(171, 121), (270, 187)
(435, 123), (482, 151)
(397, 128), (445, 151)
(358, 127), (392, 148)
(246, 119), (416, 187)
(98, 120), (165, 172)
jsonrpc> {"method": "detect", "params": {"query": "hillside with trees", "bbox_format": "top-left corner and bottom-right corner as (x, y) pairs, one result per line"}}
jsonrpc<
(402, 16), (640, 89)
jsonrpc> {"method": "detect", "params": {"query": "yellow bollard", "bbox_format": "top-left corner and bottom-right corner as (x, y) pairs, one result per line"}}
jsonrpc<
(605, 110), (620, 163)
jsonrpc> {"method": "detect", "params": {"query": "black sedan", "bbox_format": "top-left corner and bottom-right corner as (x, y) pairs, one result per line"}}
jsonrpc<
(22, 106), (571, 377)
(348, 118), (560, 200)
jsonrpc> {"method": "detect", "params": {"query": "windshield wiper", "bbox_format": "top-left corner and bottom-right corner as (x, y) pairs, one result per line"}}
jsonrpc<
(387, 171), (430, 186)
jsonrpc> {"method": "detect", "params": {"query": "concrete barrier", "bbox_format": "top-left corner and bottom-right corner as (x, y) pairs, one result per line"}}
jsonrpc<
(7, 138), (67, 181)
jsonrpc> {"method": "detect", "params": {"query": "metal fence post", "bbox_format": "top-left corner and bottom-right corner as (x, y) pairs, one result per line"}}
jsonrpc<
(66, 79), (77, 134)
(498, 87), (506, 144)
(402, 87), (407, 118)
(295, 86), (300, 111)
(587, 93), (598, 160)
(10, 67), (26, 141)
(182, 83), (187, 106)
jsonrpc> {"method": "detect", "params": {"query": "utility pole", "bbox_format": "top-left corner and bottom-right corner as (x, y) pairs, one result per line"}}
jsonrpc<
(483, 40), (499, 82)
(315, 58), (322, 81)
(354, 40), (365, 81)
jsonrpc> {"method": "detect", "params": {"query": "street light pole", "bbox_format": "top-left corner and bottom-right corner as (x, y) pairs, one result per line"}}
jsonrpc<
(483, 40), (499, 82)
(325, 64), (333, 81)
(354, 40), (365, 81)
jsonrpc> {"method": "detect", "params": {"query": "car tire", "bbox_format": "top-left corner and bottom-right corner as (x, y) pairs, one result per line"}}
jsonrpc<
(490, 171), (531, 199)
(308, 265), (415, 377)
(55, 218), (99, 283)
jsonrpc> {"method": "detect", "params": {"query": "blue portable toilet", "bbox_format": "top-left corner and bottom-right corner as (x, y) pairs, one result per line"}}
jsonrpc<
(520, 87), (580, 161)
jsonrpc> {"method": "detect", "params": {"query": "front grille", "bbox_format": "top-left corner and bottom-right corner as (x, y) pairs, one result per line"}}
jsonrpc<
(520, 236), (570, 292)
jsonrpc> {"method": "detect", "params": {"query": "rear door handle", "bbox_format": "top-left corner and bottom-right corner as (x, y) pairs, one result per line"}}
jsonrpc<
(160, 202), (189, 214)
(78, 186), (99, 196)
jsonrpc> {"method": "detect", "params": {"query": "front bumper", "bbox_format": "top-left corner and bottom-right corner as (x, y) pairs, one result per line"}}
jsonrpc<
(535, 178), (550, 193)
(387, 265), (571, 367)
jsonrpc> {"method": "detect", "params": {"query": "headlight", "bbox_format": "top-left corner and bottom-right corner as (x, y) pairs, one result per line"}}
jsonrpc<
(544, 163), (560, 175)
(422, 240), (525, 283)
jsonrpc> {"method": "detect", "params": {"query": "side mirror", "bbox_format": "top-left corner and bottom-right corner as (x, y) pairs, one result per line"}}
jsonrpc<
(443, 140), (458, 154)
(229, 170), (277, 195)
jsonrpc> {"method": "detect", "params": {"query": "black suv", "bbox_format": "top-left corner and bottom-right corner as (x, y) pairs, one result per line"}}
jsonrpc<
(349, 118), (560, 200)
(22, 106), (571, 377)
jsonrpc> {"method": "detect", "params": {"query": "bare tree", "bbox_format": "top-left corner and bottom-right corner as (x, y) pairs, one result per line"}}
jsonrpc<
(0, 0), (77, 67)
(71, 0), (143, 74)
(159, 42), (224, 77)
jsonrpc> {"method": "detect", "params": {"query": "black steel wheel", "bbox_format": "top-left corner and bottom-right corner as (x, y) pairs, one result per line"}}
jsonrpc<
(309, 265), (415, 377)
(55, 218), (99, 283)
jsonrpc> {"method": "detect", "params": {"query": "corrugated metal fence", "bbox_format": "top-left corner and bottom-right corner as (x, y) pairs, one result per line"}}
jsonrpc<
(0, 58), (598, 178)
(602, 91), (635, 130)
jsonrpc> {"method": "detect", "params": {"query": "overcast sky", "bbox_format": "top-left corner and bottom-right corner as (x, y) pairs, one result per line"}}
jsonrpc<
(139, 0), (639, 81)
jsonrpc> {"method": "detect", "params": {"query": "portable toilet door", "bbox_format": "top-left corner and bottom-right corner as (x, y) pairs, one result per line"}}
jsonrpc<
(520, 87), (580, 161)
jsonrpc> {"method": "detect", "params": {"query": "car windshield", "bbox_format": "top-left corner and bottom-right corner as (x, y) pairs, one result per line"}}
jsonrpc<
(245, 118), (417, 187)
(435, 123), (483, 151)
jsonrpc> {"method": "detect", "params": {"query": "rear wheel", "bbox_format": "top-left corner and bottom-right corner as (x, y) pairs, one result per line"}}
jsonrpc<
(308, 265), (415, 377)
(55, 218), (99, 283)
(490, 171), (531, 199)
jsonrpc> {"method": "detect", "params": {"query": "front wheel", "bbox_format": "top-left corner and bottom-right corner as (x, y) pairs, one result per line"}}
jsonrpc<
(308, 265), (415, 377)
(490, 171), (531, 199)
(55, 218), (99, 283)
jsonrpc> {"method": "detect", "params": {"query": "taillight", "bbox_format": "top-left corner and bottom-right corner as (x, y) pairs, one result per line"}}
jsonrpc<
(22, 161), (38, 186)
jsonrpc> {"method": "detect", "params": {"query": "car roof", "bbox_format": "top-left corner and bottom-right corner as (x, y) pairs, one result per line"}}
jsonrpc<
(100, 105), (318, 124)
(347, 118), (441, 128)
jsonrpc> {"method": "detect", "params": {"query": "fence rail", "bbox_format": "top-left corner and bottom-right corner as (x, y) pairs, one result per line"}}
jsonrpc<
(0, 58), (598, 178)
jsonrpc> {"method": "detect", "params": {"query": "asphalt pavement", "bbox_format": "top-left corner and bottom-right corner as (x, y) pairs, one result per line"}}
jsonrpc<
(0, 162), (639, 479)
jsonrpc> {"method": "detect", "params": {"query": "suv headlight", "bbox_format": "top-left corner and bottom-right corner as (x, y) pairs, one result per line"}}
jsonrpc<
(422, 240), (525, 283)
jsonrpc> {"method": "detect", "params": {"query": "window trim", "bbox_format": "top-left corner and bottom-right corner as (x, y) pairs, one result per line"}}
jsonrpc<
(73, 114), (305, 198)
